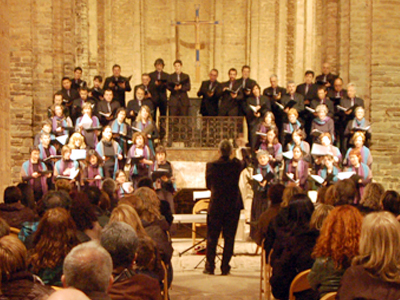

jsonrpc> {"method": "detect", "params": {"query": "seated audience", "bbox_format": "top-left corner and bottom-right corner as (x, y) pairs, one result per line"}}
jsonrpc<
(337, 212), (400, 299)
(83, 186), (110, 227)
(100, 221), (162, 300)
(62, 241), (113, 299)
(0, 186), (36, 229)
(0, 235), (54, 299)
(308, 205), (363, 297)
(380, 190), (400, 218)
(47, 288), (91, 300)
(358, 182), (385, 215)
(254, 183), (285, 246)
(309, 204), (334, 231)
(332, 179), (357, 206)
(29, 207), (79, 286)
(0, 216), (10, 238)
(270, 194), (319, 300)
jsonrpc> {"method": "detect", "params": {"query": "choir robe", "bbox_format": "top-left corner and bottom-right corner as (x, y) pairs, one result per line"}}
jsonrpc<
(83, 164), (104, 188)
(75, 115), (100, 149)
(218, 80), (244, 116)
(133, 120), (159, 156)
(318, 166), (339, 186)
(95, 140), (122, 179)
(126, 98), (154, 121)
(21, 160), (48, 195)
(51, 116), (73, 136)
(97, 100), (121, 126)
(282, 120), (303, 147)
(126, 145), (152, 187)
(89, 87), (104, 103)
(258, 143), (283, 170)
(57, 88), (80, 116)
(70, 98), (96, 124)
(284, 159), (309, 191)
(281, 93), (305, 116)
(70, 78), (87, 91)
(237, 77), (257, 115)
(250, 163), (277, 239)
(346, 162), (372, 201)
(197, 80), (222, 116)
(344, 146), (373, 169)
(311, 117), (335, 143)
(38, 143), (57, 170)
(244, 95), (271, 150)
(344, 118), (371, 140)
(110, 119), (132, 156)
(255, 123), (276, 150)
(149, 70), (169, 116)
(103, 76), (132, 108)
(287, 141), (311, 163)
(310, 98), (335, 117)
(166, 72), (191, 116)
(54, 159), (79, 178)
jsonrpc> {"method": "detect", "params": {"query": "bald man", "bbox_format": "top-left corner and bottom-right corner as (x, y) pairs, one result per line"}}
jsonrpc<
(48, 288), (91, 300)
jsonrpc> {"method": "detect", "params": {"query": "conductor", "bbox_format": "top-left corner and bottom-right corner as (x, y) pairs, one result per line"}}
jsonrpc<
(204, 140), (244, 275)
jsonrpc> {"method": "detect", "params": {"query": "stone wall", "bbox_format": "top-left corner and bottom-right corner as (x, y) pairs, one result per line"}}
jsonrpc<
(1, 0), (399, 190)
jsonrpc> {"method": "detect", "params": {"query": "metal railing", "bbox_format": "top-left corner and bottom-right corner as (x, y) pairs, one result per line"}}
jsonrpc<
(159, 116), (244, 148)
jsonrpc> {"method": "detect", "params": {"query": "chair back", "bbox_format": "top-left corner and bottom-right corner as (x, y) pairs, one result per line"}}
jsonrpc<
(9, 227), (20, 236)
(193, 199), (210, 214)
(160, 261), (169, 300)
(288, 269), (311, 300)
(320, 292), (337, 300)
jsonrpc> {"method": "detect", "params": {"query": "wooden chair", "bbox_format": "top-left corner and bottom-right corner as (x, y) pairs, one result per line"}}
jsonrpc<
(51, 286), (63, 291)
(160, 261), (169, 300)
(320, 292), (337, 300)
(288, 269), (311, 300)
(9, 227), (20, 236)
(260, 244), (273, 300)
(192, 199), (209, 246)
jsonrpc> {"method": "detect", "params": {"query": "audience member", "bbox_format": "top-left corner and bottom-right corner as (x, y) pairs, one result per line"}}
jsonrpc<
(16, 182), (36, 211)
(62, 241), (113, 300)
(337, 212), (400, 299)
(29, 207), (79, 286)
(47, 288), (90, 300)
(358, 182), (385, 215)
(0, 186), (36, 229)
(309, 204), (334, 231)
(270, 194), (318, 300)
(84, 186), (110, 227)
(101, 221), (162, 300)
(254, 183), (285, 246)
(332, 179), (357, 206)
(308, 205), (363, 297)
(0, 235), (53, 299)
(0, 216), (10, 238)
(380, 190), (400, 218)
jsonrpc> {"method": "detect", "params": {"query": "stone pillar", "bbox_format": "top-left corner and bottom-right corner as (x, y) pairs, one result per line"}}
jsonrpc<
(0, 0), (11, 195)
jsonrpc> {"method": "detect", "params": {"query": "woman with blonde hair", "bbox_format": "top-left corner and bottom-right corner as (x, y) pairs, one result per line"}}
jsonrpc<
(134, 105), (159, 156)
(308, 205), (363, 297)
(110, 204), (147, 237)
(337, 211), (400, 299)
(311, 104), (335, 143)
(309, 204), (334, 231)
(343, 131), (372, 168)
(67, 132), (87, 150)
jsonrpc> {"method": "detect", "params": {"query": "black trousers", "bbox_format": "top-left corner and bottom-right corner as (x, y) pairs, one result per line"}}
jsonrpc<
(205, 209), (240, 272)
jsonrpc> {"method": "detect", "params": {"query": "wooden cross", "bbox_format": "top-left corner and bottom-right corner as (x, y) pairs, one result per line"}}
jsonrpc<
(172, 5), (220, 81)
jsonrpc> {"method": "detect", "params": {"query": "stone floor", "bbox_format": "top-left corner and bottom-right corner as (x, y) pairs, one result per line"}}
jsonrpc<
(169, 239), (262, 300)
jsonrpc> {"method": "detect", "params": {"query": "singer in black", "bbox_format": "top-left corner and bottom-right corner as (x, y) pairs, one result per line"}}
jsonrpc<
(197, 69), (221, 116)
(103, 64), (132, 108)
(204, 140), (244, 276)
(167, 60), (191, 116)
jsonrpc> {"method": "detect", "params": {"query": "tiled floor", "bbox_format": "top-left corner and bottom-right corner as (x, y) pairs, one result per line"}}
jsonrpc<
(169, 239), (262, 300)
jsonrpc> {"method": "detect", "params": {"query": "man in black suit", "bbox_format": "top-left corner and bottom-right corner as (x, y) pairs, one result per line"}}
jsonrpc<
(197, 69), (221, 116)
(204, 140), (244, 275)
(282, 81), (305, 115)
(134, 73), (158, 119)
(328, 77), (348, 105)
(296, 70), (318, 141)
(58, 77), (80, 117)
(97, 89), (121, 126)
(103, 64), (132, 108)
(71, 87), (96, 124)
(315, 62), (338, 88)
(263, 74), (286, 135)
(89, 75), (104, 104)
(167, 60), (191, 116)
(329, 77), (348, 150)
(149, 58), (169, 117)
(126, 86), (154, 122)
(237, 65), (257, 116)
(311, 86), (335, 117)
(218, 68), (244, 116)
(71, 67), (87, 91)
